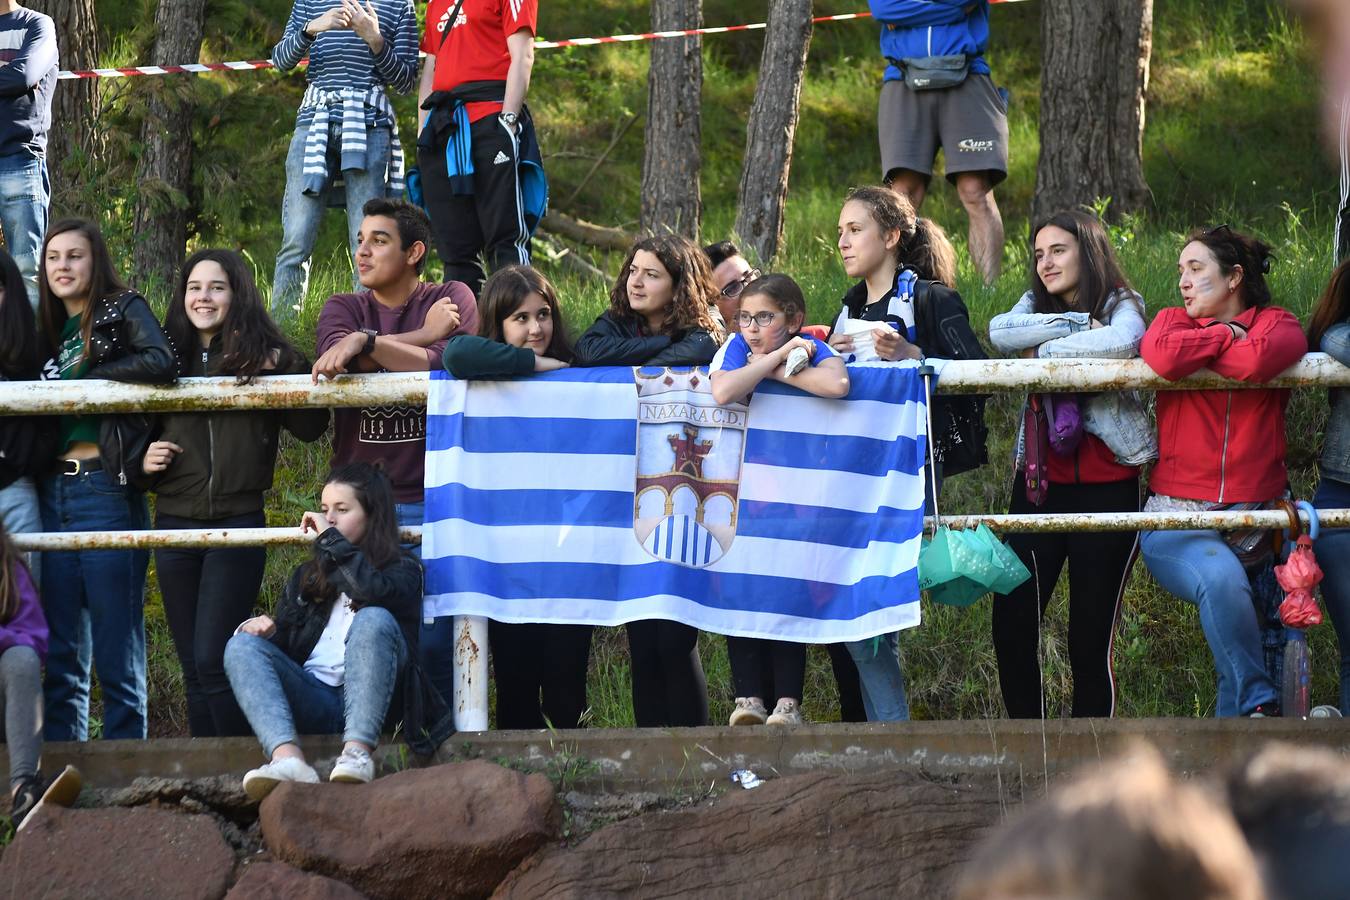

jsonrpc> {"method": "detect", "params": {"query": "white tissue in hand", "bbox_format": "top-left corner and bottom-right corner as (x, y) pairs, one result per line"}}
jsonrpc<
(785, 346), (809, 376)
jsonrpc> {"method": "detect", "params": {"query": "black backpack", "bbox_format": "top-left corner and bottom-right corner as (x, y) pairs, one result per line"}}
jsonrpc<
(913, 279), (989, 477)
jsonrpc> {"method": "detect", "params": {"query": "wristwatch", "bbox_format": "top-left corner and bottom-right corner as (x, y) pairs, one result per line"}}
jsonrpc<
(358, 328), (378, 356)
(499, 110), (520, 132)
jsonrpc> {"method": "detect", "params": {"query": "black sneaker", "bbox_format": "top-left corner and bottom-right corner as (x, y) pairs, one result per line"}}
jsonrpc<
(15, 765), (82, 832)
(1247, 703), (1282, 718)
(9, 774), (42, 828)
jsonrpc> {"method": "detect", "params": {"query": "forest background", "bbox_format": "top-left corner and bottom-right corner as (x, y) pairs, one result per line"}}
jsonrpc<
(58, 0), (1338, 733)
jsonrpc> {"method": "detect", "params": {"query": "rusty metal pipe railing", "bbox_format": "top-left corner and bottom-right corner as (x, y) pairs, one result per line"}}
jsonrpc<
(3, 354), (1350, 415)
(10, 509), (1350, 552)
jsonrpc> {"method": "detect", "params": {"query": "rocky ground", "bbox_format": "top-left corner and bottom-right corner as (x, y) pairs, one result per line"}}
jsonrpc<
(0, 758), (1019, 898)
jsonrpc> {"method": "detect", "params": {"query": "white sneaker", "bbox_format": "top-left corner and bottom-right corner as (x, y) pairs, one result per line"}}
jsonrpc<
(329, 746), (375, 784)
(729, 697), (768, 726)
(1310, 705), (1344, 719)
(242, 756), (319, 801)
(766, 699), (804, 726)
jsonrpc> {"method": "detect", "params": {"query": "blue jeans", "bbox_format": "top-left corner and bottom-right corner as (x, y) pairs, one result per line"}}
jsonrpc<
(1140, 528), (1278, 716)
(1313, 477), (1350, 714)
(0, 476), (41, 587)
(842, 465), (938, 722)
(271, 123), (392, 315)
(39, 470), (150, 741)
(0, 151), (49, 311)
(224, 605), (408, 757)
(395, 500), (455, 705)
(847, 632), (909, 720)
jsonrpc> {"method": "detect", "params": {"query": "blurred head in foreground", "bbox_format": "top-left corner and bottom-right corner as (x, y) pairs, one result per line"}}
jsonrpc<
(955, 747), (1263, 900)
(1223, 743), (1350, 900)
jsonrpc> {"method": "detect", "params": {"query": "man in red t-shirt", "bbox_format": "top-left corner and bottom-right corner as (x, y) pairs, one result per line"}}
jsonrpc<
(416, 0), (539, 296)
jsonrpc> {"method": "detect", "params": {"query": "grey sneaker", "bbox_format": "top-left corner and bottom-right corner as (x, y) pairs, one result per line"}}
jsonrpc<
(242, 756), (319, 801)
(329, 746), (375, 784)
(729, 697), (768, 726)
(766, 699), (803, 726)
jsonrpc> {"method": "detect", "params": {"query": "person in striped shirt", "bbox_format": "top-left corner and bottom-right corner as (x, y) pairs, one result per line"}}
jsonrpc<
(270, 0), (418, 317)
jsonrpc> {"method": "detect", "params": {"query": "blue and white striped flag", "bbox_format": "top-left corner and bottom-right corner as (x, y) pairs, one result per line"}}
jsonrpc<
(422, 362), (929, 643)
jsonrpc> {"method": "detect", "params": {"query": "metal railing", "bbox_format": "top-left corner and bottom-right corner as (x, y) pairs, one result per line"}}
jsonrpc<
(5, 356), (1348, 729)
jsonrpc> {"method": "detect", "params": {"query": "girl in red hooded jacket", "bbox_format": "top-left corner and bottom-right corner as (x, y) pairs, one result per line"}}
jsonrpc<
(1139, 225), (1306, 718)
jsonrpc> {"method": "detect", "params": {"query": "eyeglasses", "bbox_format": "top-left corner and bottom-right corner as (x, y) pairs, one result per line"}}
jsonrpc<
(720, 268), (762, 299)
(1205, 224), (1233, 237)
(737, 310), (778, 328)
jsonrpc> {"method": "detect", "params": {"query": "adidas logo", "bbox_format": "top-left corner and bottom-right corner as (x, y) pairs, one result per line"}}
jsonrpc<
(492, 151), (510, 165)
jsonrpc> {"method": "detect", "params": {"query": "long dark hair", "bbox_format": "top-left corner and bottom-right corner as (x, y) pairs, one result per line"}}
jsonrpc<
(1030, 210), (1135, 320)
(1308, 259), (1350, 350)
(478, 265), (573, 362)
(297, 463), (409, 606)
(38, 218), (129, 362)
(165, 249), (302, 382)
(0, 248), (40, 380)
(899, 218), (958, 287)
(608, 235), (724, 339)
(1183, 225), (1274, 309)
(0, 519), (32, 626)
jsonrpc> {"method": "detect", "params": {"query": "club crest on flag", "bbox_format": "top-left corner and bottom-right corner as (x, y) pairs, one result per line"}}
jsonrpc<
(634, 368), (748, 568)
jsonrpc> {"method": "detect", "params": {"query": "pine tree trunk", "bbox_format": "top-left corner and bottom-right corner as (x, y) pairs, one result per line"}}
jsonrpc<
(732, 0), (812, 264)
(1032, 0), (1153, 222)
(27, 0), (102, 213)
(132, 0), (207, 296)
(640, 0), (703, 238)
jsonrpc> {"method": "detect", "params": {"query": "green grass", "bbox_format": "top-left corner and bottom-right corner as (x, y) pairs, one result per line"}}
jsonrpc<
(75, 1), (1349, 731)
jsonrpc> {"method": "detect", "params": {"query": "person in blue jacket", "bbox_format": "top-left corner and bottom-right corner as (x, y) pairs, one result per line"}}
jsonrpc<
(869, 0), (1007, 285)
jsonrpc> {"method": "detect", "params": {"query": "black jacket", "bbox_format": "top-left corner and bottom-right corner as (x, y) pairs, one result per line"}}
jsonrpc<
(42, 291), (177, 487)
(574, 311), (719, 367)
(148, 337), (329, 520)
(837, 276), (989, 476)
(270, 529), (453, 755)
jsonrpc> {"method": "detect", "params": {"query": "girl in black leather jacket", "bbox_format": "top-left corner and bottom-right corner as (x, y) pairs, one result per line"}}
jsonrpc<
(35, 218), (176, 742)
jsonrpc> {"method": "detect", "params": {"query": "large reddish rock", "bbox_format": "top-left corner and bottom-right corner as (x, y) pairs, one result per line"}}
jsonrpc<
(259, 760), (560, 900)
(226, 862), (367, 899)
(493, 771), (1005, 899)
(0, 806), (235, 899)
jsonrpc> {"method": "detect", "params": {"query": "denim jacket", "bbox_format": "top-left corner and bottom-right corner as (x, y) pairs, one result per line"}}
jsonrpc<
(989, 288), (1158, 468)
(1319, 322), (1350, 483)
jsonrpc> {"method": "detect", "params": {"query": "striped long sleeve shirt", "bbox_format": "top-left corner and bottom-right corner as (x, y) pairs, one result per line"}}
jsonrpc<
(273, 0), (418, 196)
(273, 0), (418, 129)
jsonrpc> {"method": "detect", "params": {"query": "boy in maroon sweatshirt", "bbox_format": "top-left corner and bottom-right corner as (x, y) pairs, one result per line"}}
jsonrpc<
(313, 197), (476, 700)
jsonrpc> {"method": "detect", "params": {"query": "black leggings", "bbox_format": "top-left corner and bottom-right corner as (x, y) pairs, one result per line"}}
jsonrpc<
(992, 474), (1140, 718)
(626, 620), (709, 727)
(154, 511), (263, 737)
(490, 620), (594, 730)
(726, 636), (806, 703)
(826, 642), (868, 722)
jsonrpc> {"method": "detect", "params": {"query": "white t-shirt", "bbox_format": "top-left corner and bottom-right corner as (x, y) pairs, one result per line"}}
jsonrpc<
(303, 593), (357, 687)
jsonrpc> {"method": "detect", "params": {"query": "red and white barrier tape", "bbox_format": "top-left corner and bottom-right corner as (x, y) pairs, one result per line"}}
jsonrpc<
(56, 4), (1022, 81)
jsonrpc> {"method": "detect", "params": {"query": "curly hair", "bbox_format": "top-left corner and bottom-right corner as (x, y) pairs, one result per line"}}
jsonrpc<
(608, 235), (723, 340)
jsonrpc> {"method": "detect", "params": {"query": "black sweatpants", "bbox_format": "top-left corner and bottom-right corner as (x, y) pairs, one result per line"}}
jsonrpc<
(726, 636), (806, 703)
(418, 112), (532, 296)
(826, 642), (868, 722)
(626, 620), (709, 727)
(489, 620), (594, 730)
(154, 511), (263, 737)
(992, 474), (1141, 719)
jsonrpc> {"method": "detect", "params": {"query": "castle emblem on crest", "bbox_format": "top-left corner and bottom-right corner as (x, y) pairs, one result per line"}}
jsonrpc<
(634, 369), (749, 568)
